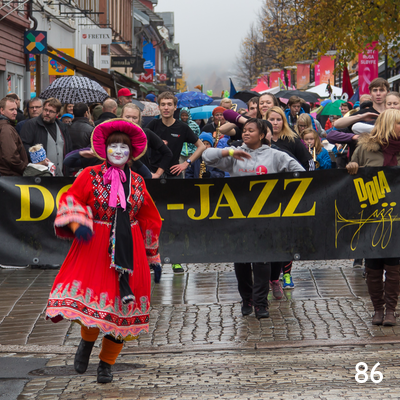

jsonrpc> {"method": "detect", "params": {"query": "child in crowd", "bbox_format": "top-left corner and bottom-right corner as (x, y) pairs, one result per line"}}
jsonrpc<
(185, 132), (225, 179)
(301, 128), (332, 170)
(23, 144), (55, 176)
(60, 113), (74, 125)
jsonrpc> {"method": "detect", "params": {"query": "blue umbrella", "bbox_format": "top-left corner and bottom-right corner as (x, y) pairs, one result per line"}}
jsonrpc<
(189, 105), (217, 120)
(175, 91), (213, 108)
(321, 99), (332, 106)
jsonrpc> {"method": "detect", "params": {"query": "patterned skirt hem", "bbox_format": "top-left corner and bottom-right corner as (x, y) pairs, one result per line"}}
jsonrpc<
(46, 307), (148, 341)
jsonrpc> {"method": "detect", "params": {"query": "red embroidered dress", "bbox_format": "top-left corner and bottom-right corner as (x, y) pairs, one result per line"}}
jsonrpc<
(46, 163), (162, 340)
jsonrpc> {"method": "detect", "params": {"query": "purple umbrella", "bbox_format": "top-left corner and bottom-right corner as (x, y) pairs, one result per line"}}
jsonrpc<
(175, 91), (213, 108)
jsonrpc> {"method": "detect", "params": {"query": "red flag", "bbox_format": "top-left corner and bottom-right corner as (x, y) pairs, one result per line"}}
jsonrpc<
(342, 66), (354, 99)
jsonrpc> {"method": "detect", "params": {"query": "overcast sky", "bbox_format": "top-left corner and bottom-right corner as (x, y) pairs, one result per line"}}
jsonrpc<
(154, 0), (263, 90)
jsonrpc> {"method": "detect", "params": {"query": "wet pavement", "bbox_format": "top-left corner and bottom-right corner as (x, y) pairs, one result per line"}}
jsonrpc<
(1, 260), (400, 399)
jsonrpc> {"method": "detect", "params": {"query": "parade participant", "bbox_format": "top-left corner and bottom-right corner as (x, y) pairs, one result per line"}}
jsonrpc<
(266, 106), (314, 171)
(0, 97), (28, 176)
(258, 93), (279, 119)
(340, 102), (353, 117)
(46, 119), (162, 383)
(202, 106), (227, 134)
(334, 78), (389, 130)
(346, 109), (400, 326)
(284, 96), (302, 130)
(294, 114), (313, 137)
(185, 132), (225, 179)
(300, 128), (332, 170)
(20, 97), (72, 176)
(266, 106), (314, 289)
(147, 91), (205, 274)
(179, 107), (201, 168)
(220, 98), (233, 109)
(121, 103), (172, 179)
(247, 97), (259, 118)
(202, 118), (304, 318)
(385, 91), (400, 110)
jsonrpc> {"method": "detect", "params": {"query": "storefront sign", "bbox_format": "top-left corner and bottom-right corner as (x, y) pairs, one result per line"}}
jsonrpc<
(81, 29), (112, 45)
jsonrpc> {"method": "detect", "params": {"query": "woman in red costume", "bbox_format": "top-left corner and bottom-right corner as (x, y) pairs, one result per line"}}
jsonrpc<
(46, 119), (162, 383)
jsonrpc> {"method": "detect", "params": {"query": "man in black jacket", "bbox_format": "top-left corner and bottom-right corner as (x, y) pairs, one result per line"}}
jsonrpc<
(6, 93), (24, 123)
(20, 97), (72, 176)
(94, 98), (117, 126)
(68, 102), (93, 150)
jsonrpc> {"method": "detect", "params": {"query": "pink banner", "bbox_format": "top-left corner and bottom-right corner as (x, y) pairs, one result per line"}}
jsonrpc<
(287, 70), (292, 88)
(358, 42), (379, 95)
(315, 63), (321, 86)
(319, 56), (334, 84)
(297, 64), (310, 89)
(269, 72), (280, 88)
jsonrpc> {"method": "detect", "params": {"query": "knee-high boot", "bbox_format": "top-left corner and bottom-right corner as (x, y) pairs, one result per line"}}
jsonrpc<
(383, 264), (400, 326)
(365, 267), (385, 325)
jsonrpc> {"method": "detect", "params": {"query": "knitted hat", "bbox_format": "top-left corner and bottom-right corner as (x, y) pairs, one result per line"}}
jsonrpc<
(91, 118), (147, 161)
(199, 132), (214, 146)
(29, 144), (46, 163)
(212, 106), (225, 116)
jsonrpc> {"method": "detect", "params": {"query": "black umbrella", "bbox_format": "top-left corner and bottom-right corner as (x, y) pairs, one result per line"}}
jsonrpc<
(40, 76), (109, 104)
(233, 90), (260, 103)
(275, 90), (319, 103)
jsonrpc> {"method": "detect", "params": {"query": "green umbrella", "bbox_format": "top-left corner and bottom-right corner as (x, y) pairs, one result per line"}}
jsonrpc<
(321, 99), (345, 116)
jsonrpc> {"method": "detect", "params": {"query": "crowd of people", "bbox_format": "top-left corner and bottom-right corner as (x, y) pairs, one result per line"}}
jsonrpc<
(1, 77), (400, 382)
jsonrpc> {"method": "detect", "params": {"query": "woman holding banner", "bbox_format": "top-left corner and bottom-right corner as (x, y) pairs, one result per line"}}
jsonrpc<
(203, 118), (304, 319)
(347, 109), (400, 326)
(46, 119), (162, 383)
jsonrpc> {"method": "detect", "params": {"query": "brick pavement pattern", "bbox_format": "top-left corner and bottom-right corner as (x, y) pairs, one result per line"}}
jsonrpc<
(1, 260), (400, 399)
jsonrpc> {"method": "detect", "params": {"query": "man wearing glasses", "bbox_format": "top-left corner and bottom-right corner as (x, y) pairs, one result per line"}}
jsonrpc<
(20, 97), (72, 176)
(16, 97), (43, 134)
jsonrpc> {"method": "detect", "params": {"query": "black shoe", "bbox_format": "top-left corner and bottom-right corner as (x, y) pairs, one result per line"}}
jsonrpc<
(241, 300), (253, 316)
(255, 306), (269, 319)
(353, 259), (363, 268)
(74, 339), (95, 374)
(97, 360), (113, 383)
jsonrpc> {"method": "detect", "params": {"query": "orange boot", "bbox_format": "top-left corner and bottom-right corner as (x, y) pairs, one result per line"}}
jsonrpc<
(97, 335), (124, 383)
(74, 326), (100, 374)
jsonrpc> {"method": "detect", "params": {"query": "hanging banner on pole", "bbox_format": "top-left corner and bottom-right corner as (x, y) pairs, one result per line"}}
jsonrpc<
(359, 42), (379, 95)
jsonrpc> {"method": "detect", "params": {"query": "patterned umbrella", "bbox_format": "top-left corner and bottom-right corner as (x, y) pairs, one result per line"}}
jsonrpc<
(39, 76), (109, 104)
(175, 91), (213, 108)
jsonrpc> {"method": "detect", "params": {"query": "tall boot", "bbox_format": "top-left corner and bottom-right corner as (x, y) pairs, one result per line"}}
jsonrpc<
(383, 264), (400, 326)
(365, 267), (385, 325)
(74, 326), (100, 374)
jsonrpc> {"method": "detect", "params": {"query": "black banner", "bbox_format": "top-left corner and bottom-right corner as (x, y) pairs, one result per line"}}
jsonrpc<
(0, 167), (399, 265)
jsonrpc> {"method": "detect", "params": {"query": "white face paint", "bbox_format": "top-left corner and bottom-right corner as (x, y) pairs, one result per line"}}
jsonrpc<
(106, 143), (130, 168)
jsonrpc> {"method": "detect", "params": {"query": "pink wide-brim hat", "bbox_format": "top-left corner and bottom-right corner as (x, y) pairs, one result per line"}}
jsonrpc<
(91, 118), (147, 161)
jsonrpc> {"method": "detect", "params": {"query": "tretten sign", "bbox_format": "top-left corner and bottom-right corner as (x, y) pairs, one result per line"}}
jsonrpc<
(81, 29), (112, 45)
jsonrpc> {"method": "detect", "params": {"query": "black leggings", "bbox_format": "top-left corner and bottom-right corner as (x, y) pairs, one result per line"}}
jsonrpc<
(234, 262), (271, 307)
(270, 261), (293, 281)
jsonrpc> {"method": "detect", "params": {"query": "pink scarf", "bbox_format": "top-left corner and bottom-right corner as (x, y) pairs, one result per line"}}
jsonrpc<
(103, 166), (127, 210)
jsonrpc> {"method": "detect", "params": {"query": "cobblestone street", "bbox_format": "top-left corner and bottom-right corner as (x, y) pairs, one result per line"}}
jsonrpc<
(1, 260), (400, 399)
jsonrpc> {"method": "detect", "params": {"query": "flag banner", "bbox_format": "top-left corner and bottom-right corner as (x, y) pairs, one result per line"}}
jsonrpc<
(359, 42), (379, 96)
(0, 168), (398, 265)
(297, 64), (310, 89)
